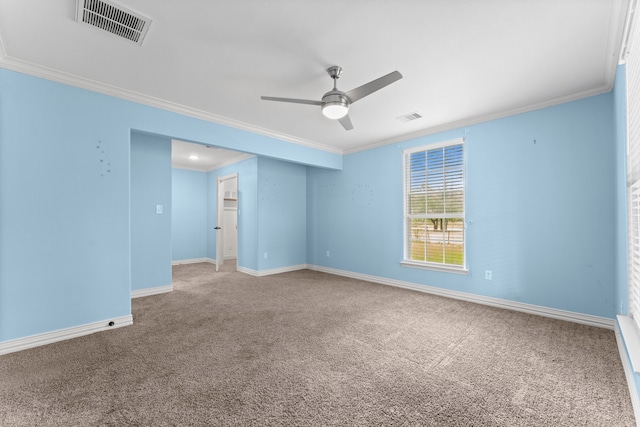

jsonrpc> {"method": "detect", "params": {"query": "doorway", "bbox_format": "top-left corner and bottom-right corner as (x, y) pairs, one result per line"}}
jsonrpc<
(216, 173), (238, 271)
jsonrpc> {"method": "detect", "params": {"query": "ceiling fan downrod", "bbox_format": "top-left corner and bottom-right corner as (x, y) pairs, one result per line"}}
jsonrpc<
(327, 65), (342, 90)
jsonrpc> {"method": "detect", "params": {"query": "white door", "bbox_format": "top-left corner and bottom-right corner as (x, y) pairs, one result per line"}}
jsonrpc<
(215, 176), (225, 271)
(223, 209), (237, 258)
(215, 173), (238, 271)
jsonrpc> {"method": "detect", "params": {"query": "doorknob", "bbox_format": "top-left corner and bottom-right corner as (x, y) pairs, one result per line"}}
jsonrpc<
(214, 226), (221, 230)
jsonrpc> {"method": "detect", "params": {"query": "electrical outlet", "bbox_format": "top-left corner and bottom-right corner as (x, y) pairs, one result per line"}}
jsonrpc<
(263, 252), (268, 259)
(485, 270), (492, 280)
(326, 250), (330, 257)
(156, 204), (163, 214)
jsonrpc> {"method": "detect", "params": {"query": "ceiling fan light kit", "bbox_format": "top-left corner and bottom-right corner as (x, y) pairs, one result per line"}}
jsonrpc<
(261, 66), (402, 131)
(321, 96), (349, 119)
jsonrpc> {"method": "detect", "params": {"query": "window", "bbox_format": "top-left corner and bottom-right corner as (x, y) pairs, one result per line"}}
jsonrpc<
(628, 10), (640, 332)
(402, 138), (465, 272)
(622, 5), (640, 373)
(630, 183), (640, 326)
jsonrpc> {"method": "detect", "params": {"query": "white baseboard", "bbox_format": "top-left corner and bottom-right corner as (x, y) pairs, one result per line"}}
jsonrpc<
(0, 314), (133, 356)
(307, 265), (615, 330)
(236, 266), (256, 275)
(172, 257), (215, 265)
(173, 258), (238, 266)
(238, 264), (307, 277)
(615, 320), (640, 426)
(131, 284), (173, 299)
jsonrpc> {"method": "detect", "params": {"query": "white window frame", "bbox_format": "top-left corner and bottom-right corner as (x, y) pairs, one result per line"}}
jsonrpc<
(623, 0), (640, 376)
(401, 137), (468, 274)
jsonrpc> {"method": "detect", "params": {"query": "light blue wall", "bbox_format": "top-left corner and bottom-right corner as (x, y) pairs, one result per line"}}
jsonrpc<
(205, 156), (306, 272)
(0, 68), (340, 343)
(130, 132), (172, 291)
(308, 93), (617, 319)
(0, 64), (625, 346)
(0, 71), (132, 341)
(257, 157), (307, 270)
(208, 157), (259, 270)
(172, 168), (208, 261)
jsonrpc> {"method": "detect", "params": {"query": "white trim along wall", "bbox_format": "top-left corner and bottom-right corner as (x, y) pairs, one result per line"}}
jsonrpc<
(131, 285), (173, 299)
(615, 321), (640, 424)
(306, 265), (615, 330)
(0, 265), (618, 355)
(171, 257), (216, 266)
(0, 315), (133, 355)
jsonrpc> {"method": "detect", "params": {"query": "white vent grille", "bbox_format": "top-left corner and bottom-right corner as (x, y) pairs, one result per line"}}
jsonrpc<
(75, 0), (151, 46)
(396, 112), (423, 122)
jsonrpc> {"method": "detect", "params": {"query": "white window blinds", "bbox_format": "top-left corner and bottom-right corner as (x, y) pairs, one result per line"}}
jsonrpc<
(403, 139), (465, 268)
(628, 6), (640, 330)
(630, 183), (640, 326)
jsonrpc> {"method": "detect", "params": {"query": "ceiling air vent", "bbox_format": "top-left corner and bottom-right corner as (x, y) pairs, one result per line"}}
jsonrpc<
(396, 112), (423, 123)
(75, 0), (151, 46)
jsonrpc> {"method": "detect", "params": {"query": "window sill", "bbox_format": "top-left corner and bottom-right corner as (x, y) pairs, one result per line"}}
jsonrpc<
(400, 260), (469, 275)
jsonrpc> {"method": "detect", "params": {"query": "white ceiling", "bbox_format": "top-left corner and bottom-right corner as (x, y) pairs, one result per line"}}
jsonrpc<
(172, 140), (253, 172)
(0, 0), (631, 154)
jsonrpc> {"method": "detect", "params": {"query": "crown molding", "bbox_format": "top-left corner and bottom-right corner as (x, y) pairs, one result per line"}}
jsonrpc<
(0, 31), (6, 61)
(0, 49), (621, 158)
(345, 84), (614, 155)
(618, 0), (635, 64)
(0, 54), (343, 156)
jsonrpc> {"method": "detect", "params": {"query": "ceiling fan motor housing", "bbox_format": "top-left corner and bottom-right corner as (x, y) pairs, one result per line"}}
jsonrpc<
(321, 90), (350, 119)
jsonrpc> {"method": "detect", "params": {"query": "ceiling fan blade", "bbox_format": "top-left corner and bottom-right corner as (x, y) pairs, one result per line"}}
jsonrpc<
(261, 96), (323, 106)
(338, 114), (354, 131)
(345, 70), (403, 103)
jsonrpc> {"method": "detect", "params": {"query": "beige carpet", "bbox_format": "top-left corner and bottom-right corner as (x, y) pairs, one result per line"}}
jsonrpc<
(0, 262), (635, 426)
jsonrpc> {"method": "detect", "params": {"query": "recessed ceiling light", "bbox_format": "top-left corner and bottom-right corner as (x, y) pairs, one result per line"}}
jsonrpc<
(189, 154), (199, 160)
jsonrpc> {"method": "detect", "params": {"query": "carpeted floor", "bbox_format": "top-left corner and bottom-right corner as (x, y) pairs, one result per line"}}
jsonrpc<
(0, 262), (636, 426)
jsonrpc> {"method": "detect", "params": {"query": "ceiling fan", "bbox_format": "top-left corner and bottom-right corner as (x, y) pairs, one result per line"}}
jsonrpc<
(261, 66), (402, 131)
